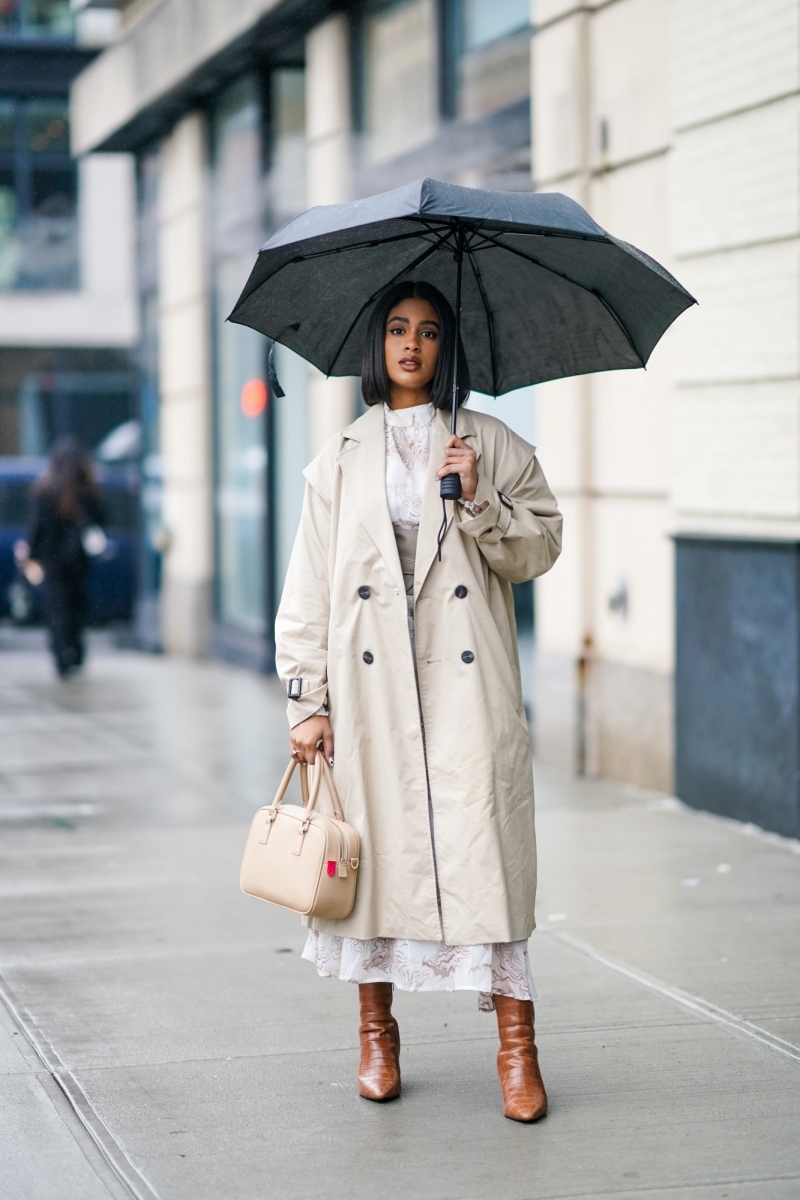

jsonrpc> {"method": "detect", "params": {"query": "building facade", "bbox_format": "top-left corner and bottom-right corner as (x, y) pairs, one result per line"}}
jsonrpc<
(0, 1), (138, 463)
(531, 0), (800, 837)
(70, 0), (800, 835)
(70, 0), (534, 669)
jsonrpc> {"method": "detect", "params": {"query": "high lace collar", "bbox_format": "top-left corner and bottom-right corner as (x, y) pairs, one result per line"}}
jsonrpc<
(384, 401), (436, 428)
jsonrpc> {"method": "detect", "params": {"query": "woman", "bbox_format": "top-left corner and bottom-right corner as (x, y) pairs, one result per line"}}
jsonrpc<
(26, 436), (104, 678)
(275, 280), (562, 1121)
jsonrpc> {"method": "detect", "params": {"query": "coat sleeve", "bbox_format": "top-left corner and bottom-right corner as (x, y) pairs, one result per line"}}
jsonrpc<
(274, 479), (332, 729)
(454, 452), (562, 584)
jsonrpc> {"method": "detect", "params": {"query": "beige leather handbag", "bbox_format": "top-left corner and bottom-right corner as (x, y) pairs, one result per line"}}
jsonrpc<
(240, 753), (360, 919)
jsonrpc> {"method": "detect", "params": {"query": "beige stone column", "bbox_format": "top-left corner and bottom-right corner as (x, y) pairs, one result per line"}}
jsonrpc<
(531, 0), (675, 790)
(531, 1), (595, 774)
(305, 12), (356, 455)
(157, 111), (213, 656)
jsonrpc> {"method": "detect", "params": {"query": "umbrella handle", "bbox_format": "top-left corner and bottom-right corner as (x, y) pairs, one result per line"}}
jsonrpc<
(440, 473), (462, 500)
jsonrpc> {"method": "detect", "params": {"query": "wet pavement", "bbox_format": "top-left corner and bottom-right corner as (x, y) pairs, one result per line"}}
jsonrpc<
(0, 639), (798, 1200)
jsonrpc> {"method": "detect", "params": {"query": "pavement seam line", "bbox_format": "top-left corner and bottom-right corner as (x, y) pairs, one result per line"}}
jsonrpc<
(0, 970), (162, 1200)
(549, 931), (800, 1065)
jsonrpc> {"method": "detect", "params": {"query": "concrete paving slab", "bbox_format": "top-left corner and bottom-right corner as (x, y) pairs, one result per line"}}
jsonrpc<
(0, 998), (35, 1075)
(0, 824), (707, 1074)
(534, 773), (800, 1029)
(0, 1073), (120, 1200)
(74, 1013), (800, 1200)
(0, 647), (798, 1200)
(0, 921), (705, 1074)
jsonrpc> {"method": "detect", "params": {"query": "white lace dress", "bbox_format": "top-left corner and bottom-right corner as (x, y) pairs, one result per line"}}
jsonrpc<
(302, 402), (538, 1012)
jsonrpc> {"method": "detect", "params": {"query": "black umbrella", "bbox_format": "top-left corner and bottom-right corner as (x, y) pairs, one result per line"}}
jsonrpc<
(229, 177), (695, 501)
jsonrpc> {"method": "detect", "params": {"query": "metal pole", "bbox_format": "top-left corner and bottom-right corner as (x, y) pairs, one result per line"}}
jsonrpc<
(440, 228), (464, 501)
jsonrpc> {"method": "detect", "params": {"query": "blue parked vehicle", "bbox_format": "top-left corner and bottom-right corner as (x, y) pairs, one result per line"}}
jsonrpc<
(0, 457), (139, 625)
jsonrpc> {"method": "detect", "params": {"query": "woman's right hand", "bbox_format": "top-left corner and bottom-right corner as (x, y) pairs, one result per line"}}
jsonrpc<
(290, 715), (334, 766)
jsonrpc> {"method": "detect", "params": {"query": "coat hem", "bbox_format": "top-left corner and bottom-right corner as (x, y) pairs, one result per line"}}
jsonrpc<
(305, 919), (538, 943)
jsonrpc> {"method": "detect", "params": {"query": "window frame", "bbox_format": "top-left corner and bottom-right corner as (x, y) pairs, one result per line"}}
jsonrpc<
(0, 94), (79, 291)
(0, 0), (75, 42)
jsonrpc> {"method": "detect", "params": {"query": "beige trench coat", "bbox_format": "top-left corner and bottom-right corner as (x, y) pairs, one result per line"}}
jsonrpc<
(275, 402), (562, 944)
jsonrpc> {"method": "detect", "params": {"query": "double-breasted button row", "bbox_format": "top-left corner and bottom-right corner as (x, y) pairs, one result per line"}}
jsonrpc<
(363, 647), (472, 664)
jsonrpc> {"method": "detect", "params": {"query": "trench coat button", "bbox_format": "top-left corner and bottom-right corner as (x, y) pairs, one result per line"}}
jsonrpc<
(362, 650), (374, 664)
(455, 585), (467, 599)
(358, 586), (370, 599)
(461, 650), (474, 663)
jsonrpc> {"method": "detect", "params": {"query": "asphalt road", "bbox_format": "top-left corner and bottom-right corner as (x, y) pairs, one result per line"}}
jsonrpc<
(0, 640), (798, 1200)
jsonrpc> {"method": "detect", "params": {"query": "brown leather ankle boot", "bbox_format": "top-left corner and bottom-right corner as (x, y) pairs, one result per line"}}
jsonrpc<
(495, 996), (547, 1122)
(357, 982), (401, 1101)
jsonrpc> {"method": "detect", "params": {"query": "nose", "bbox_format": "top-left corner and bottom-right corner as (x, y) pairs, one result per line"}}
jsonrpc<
(404, 330), (420, 352)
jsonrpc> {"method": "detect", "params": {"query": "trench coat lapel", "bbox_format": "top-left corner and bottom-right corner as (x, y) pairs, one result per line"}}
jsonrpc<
(337, 403), (403, 590)
(414, 406), (480, 596)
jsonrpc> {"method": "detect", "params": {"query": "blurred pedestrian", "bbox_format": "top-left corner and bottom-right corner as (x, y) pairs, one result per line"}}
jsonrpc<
(276, 280), (562, 1121)
(24, 437), (105, 678)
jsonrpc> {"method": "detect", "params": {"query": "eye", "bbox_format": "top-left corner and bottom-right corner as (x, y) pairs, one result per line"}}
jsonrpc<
(422, 329), (438, 339)
(388, 325), (405, 335)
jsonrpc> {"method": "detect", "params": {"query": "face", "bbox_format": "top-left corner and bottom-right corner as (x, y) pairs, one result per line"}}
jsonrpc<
(384, 298), (440, 397)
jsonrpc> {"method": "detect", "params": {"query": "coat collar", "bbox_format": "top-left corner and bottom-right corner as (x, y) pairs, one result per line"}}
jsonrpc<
(339, 401), (477, 444)
(337, 403), (479, 595)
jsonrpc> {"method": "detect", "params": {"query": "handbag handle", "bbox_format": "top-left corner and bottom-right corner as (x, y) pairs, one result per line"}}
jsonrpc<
(270, 757), (322, 812)
(269, 754), (344, 821)
(306, 753), (346, 822)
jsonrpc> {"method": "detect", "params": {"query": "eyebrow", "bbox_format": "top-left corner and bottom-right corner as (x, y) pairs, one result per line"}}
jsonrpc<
(386, 314), (440, 327)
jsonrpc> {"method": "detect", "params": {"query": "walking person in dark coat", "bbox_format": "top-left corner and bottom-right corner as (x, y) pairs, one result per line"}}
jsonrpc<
(25, 437), (105, 678)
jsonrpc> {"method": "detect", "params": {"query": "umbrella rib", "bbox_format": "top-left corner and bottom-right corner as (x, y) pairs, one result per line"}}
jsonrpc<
(477, 232), (644, 364)
(325, 229), (454, 376)
(281, 226), (446, 266)
(232, 229), (440, 317)
(466, 248), (498, 397)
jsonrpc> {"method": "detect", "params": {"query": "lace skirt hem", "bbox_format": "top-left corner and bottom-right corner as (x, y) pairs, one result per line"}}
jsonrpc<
(302, 932), (539, 1012)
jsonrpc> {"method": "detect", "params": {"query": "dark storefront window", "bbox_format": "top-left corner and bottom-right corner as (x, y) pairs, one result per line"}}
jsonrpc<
(0, 0), (74, 39)
(448, 0), (530, 122)
(208, 69), (308, 658)
(269, 68), (306, 227)
(268, 68), (310, 597)
(360, 0), (438, 163)
(137, 146), (163, 607)
(0, 96), (78, 290)
(0, 348), (137, 457)
(210, 77), (269, 638)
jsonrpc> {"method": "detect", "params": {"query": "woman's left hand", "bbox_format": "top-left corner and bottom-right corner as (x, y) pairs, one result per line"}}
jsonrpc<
(436, 435), (479, 501)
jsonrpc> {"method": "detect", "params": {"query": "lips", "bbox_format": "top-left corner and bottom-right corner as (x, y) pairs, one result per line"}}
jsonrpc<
(399, 358), (421, 369)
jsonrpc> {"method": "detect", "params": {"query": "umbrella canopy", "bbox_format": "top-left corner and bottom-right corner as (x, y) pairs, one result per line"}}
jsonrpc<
(229, 177), (695, 398)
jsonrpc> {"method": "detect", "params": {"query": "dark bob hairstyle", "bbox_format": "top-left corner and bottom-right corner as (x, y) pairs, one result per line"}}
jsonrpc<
(360, 280), (470, 410)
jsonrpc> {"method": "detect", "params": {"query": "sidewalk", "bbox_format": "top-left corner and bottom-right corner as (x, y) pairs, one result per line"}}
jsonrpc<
(0, 642), (798, 1200)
